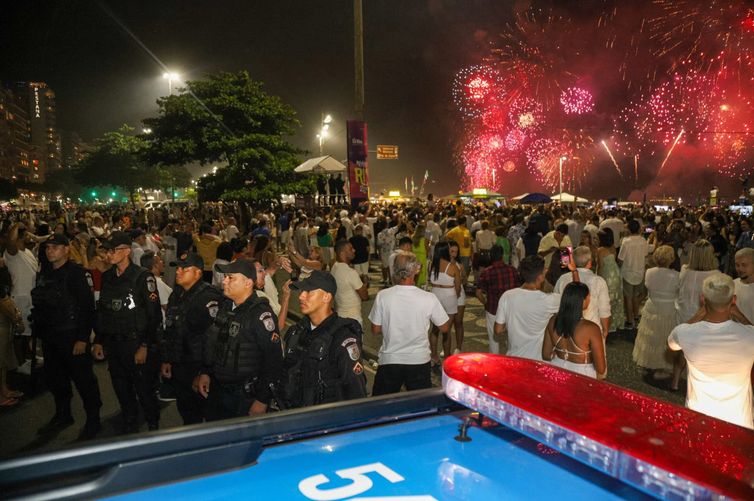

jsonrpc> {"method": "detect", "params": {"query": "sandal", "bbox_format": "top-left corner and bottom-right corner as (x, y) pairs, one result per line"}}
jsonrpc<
(0, 397), (18, 407)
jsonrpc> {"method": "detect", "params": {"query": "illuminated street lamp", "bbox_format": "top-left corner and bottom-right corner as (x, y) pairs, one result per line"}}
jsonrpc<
(317, 114), (333, 155)
(558, 156), (567, 200)
(163, 71), (180, 94)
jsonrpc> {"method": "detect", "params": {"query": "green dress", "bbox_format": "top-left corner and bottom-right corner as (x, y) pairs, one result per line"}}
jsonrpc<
(598, 253), (626, 332)
(412, 238), (428, 287)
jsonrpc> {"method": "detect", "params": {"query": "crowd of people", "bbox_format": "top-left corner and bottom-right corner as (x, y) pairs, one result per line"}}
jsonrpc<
(0, 196), (753, 443)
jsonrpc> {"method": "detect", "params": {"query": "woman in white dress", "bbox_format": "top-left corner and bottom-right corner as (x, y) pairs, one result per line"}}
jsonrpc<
(429, 241), (461, 369)
(632, 246), (680, 378)
(673, 239), (719, 390)
(542, 282), (607, 379)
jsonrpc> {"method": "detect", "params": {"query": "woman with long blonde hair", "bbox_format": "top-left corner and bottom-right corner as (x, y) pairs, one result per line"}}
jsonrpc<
(672, 239), (719, 390)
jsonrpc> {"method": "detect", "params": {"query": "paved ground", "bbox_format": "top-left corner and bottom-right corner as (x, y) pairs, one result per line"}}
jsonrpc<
(0, 260), (684, 459)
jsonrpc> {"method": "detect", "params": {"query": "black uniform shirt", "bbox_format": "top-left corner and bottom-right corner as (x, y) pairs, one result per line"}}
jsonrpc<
(162, 280), (223, 363)
(95, 263), (162, 345)
(40, 261), (95, 343)
(203, 294), (283, 404)
(283, 312), (367, 407)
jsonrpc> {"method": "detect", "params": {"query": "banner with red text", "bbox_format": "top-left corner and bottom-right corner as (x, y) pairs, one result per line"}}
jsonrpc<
(347, 120), (369, 204)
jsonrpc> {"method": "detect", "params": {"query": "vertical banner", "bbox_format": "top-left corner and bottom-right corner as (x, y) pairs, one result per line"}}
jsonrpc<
(347, 120), (369, 206)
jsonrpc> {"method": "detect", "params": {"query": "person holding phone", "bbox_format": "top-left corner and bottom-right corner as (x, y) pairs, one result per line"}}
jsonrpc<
(538, 224), (573, 286)
(553, 246), (611, 337)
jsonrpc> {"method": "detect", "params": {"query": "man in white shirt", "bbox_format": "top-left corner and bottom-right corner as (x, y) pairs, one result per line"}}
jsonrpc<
(599, 211), (625, 249)
(221, 217), (240, 242)
(583, 215), (600, 243)
(564, 212), (584, 248)
(553, 246), (611, 335)
(3, 223), (38, 336)
(426, 214), (442, 246)
(130, 229), (148, 267)
(537, 223), (572, 268)
(495, 255), (561, 361)
(340, 210), (354, 240)
(330, 240), (368, 325)
(618, 219), (649, 328)
(389, 237), (413, 283)
(369, 253), (450, 395)
(734, 248), (754, 323)
(668, 273), (754, 429)
(377, 222), (398, 285)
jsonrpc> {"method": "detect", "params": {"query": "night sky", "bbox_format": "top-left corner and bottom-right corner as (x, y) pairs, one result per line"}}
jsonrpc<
(2, 0), (515, 196)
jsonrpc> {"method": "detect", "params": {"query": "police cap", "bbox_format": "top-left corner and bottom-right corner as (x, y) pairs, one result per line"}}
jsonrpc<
(214, 258), (256, 280)
(101, 231), (132, 249)
(47, 233), (70, 246)
(170, 252), (204, 270)
(291, 270), (337, 295)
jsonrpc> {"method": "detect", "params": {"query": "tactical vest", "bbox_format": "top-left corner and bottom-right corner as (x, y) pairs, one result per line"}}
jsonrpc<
(96, 267), (149, 338)
(208, 298), (268, 384)
(282, 317), (360, 408)
(30, 265), (80, 334)
(163, 281), (214, 363)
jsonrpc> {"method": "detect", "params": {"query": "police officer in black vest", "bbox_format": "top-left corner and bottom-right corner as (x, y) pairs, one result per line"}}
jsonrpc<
(197, 259), (283, 420)
(32, 233), (102, 440)
(160, 253), (222, 424)
(92, 231), (162, 433)
(281, 270), (367, 409)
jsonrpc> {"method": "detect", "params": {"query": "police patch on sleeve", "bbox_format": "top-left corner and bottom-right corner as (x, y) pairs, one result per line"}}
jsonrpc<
(341, 338), (360, 361)
(146, 276), (157, 293)
(85, 272), (94, 289)
(259, 311), (275, 332)
(352, 361), (364, 375)
(206, 300), (219, 318)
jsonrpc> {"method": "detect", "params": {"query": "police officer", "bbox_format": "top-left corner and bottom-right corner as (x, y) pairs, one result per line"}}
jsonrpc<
(281, 270), (367, 409)
(197, 259), (283, 420)
(32, 233), (102, 440)
(92, 231), (162, 433)
(160, 253), (222, 424)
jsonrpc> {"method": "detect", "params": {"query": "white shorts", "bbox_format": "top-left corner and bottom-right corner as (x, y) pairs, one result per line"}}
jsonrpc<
(354, 262), (369, 275)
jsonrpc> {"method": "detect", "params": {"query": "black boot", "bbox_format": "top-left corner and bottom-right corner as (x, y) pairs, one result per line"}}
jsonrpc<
(77, 413), (102, 441)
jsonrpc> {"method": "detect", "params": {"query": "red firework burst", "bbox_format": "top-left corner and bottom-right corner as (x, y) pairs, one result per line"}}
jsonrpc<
(560, 87), (595, 115)
(453, 65), (503, 119)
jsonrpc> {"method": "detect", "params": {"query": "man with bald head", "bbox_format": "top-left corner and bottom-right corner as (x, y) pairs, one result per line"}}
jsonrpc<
(668, 273), (754, 429)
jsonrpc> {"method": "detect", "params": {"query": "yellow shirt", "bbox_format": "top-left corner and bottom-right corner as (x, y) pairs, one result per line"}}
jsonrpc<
(446, 225), (472, 257)
(193, 234), (222, 271)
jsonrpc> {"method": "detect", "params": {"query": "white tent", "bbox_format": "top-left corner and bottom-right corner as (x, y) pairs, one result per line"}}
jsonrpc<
(550, 192), (589, 203)
(294, 155), (347, 173)
(511, 193), (530, 201)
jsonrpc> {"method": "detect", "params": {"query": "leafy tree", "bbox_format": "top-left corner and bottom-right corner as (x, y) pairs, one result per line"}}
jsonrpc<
(75, 125), (190, 206)
(143, 71), (314, 207)
(43, 168), (82, 200)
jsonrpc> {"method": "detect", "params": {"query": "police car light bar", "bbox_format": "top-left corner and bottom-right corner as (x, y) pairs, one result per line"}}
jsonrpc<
(442, 354), (754, 500)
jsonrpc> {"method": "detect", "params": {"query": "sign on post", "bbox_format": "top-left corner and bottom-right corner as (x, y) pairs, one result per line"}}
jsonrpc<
(376, 145), (399, 160)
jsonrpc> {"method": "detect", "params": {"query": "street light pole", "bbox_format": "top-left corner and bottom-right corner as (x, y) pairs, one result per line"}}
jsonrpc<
(163, 72), (180, 95)
(354, 0), (365, 120)
(559, 156), (567, 200)
(317, 113), (332, 156)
